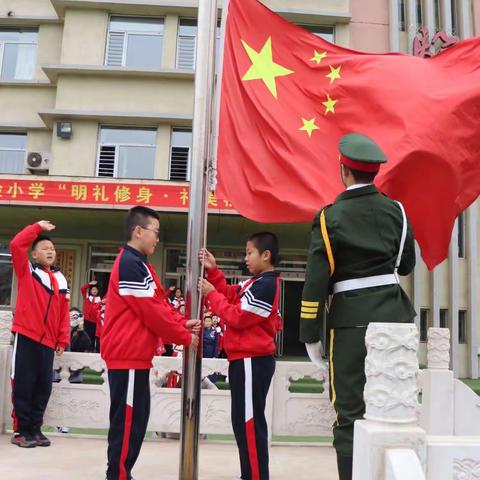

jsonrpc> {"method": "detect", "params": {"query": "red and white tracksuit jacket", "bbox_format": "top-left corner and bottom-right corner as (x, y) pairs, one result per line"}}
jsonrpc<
(205, 268), (281, 361)
(10, 223), (70, 350)
(101, 245), (192, 370)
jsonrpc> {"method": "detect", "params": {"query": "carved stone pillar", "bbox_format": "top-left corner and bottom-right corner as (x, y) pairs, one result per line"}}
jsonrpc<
(0, 310), (13, 345)
(420, 327), (454, 435)
(427, 327), (450, 369)
(353, 323), (426, 480)
(364, 322), (420, 423)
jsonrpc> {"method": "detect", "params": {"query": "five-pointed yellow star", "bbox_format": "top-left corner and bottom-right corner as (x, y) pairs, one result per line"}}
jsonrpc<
(322, 94), (338, 114)
(310, 50), (327, 65)
(299, 118), (320, 137)
(241, 37), (294, 99)
(326, 65), (341, 84)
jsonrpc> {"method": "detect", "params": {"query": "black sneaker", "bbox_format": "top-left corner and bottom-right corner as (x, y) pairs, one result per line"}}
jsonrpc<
(32, 431), (51, 447)
(11, 433), (37, 448)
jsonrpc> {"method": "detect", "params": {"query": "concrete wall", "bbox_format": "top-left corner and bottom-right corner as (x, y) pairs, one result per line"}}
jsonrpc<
(163, 14), (179, 69)
(0, 86), (55, 127)
(36, 24), (64, 80)
(349, 0), (390, 52)
(26, 130), (53, 157)
(474, 0), (480, 35)
(50, 121), (99, 176)
(54, 76), (194, 114)
(0, 0), (57, 17)
(266, 0), (349, 13)
(60, 9), (109, 65)
(156, 125), (173, 180)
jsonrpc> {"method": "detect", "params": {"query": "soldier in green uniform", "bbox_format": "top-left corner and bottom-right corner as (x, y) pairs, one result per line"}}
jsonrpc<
(299, 133), (416, 480)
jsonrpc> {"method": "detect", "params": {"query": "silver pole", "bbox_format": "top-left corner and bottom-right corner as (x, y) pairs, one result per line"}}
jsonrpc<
(179, 0), (217, 479)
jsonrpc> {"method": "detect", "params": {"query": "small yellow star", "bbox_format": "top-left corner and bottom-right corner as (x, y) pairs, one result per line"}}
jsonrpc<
(299, 118), (320, 137)
(322, 94), (338, 114)
(241, 37), (294, 99)
(326, 65), (341, 84)
(310, 50), (327, 65)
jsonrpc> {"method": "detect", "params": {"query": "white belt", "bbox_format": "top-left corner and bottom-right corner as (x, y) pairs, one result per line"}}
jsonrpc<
(333, 274), (399, 295)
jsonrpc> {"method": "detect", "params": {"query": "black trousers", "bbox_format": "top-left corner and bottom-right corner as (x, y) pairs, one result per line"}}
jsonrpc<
(84, 320), (97, 351)
(107, 369), (150, 480)
(11, 333), (54, 435)
(329, 327), (368, 457)
(229, 356), (275, 480)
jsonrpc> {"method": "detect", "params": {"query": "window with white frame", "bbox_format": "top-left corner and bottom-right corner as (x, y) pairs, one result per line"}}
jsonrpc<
(97, 127), (157, 179)
(0, 243), (13, 306)
(0, 29), (38, 80)
(106, 16), (164, 69)
(176, 19), (197, 69)
(176, 19), (222, 70)
(298, 24), (335, 43)
(169, 128), (192, 181)
(0, 132), (26, 174)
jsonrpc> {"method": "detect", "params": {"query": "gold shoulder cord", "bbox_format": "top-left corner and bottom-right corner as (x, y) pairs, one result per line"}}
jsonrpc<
(320, 209), (335, 276)
(300, 209), (334, 320)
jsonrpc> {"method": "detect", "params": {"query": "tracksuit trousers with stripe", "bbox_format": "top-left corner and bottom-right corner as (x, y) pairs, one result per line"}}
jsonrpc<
(11, 333), (54, 435)
(107, 369), (150, 480)
(229, 356), (275, 480)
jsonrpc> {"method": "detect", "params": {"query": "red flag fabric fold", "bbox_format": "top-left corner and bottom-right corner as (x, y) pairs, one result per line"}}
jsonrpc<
(216, 0), (480, 269)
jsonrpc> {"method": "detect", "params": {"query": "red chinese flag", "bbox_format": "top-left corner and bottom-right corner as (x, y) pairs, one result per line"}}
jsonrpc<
(216, 0), (480, 270)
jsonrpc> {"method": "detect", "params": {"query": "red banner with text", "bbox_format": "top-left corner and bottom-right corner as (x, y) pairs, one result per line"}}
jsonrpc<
(0, 178), (235, 213)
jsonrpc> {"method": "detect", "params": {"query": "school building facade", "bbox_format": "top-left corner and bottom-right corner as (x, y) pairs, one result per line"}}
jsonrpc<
(0, 0), (478, 376)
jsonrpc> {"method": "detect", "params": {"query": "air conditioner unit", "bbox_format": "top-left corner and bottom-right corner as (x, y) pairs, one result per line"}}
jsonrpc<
(25, 152), (50, 171)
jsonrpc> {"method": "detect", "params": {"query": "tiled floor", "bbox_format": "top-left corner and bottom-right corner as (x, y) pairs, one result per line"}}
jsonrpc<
(1, 434), (338, 479)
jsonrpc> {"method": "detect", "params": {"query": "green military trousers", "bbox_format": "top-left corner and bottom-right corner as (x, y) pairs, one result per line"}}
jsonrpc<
(328, 326), (368, 456)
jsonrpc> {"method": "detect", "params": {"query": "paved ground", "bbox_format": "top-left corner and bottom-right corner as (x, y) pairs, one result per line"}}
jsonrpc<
(1, 434), (338, 479)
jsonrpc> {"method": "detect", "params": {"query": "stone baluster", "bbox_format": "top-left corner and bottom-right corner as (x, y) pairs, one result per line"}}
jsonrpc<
(363, 322), (421, 423)
(427, 327), (451, 369)
(353, 323), (426, 480)
(419, 327), (454, 435)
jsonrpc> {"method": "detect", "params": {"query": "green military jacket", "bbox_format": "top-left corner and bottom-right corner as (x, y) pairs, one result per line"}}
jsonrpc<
(299, 184), (416, 343)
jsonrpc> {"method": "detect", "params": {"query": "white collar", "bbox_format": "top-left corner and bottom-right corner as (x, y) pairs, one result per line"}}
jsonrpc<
(346, 183), (372, 191)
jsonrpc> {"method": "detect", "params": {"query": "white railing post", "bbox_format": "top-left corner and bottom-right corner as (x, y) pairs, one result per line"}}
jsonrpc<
(419, 328), (454, 434)
(353, 323), (426, 480)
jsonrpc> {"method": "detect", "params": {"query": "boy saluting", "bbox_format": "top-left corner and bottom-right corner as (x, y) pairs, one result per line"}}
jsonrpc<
(10, 220), (70, 448)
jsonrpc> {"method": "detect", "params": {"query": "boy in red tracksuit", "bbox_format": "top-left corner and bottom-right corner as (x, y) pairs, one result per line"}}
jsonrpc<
(80, 280), (101, 351)
(101, 206), (200, 480)
(199, 232), (281, 480)
(9, 220), (70, 448)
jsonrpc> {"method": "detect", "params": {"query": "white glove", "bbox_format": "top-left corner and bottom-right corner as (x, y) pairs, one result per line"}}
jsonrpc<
(306, 341), (325, 367)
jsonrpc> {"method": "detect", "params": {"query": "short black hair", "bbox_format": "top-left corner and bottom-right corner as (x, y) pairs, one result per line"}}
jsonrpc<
(248, 232), (279, 265)
(125, 206), (160, 241)
(32, 235), (53, 251)
(346, 166), (377, 184)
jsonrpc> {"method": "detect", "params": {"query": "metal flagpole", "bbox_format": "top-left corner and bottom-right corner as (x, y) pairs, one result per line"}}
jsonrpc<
(179, 0), (218, 478)
(208, 0), (230, 192)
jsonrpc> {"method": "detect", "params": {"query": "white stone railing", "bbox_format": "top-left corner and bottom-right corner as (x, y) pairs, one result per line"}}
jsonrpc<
(272, 359), (335, 437)
(0, 330), (336, 438)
